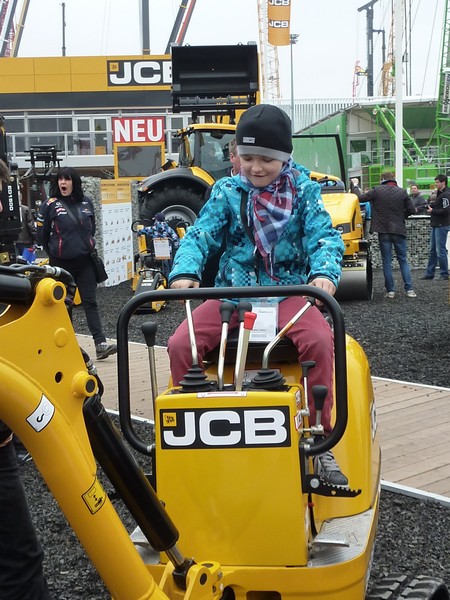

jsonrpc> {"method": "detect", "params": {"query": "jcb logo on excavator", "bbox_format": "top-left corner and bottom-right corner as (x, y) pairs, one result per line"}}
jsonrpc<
(107, 59), (172, 87)
(160, 407), (291, 449)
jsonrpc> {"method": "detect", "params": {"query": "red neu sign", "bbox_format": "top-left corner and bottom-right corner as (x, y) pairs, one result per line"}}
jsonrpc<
(112, 117), (165, 144)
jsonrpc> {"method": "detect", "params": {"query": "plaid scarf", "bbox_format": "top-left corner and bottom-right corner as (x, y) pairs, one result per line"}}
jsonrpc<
(241, 159), (296, 278)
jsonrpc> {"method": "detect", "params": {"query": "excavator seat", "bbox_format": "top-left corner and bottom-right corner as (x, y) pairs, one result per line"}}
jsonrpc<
(204, 328), (299, 366)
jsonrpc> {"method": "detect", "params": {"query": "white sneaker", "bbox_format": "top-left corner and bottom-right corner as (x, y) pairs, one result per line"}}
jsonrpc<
(406, 290), (417, 298)
(386, 291), (395, 299)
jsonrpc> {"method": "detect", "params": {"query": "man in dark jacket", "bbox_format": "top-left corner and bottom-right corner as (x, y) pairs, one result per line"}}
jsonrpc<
(353, 172), (417, 298)
(421, 173), (450, 281)
(409, 183), (429, 215)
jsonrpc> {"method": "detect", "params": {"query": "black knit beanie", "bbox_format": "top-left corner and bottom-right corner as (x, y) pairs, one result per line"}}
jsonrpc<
(236, 104), (293, 162)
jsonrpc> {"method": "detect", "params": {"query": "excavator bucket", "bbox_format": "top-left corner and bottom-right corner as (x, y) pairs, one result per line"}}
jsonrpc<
(171, 43), (259, 116)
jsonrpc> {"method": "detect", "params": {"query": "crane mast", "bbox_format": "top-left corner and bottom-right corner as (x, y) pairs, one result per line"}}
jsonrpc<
(256, 0), (281, 102)
(379, 10), (395, 97)
(0, 0), (19, 57)
(435, 0), (450, 156)
(0, 0), (30, 57)
(10, 0), (29, 56)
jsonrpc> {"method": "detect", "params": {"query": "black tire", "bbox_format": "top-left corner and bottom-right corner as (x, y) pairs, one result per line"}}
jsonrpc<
(366, 573), (409, 599)
(398, 576), (450, 600)
(367, 574), (450, 600)
(131, 218), (152, 232)
(366, 254), (374, 301)
(140, 185), (205, 230)
(139, 184), (222, 286)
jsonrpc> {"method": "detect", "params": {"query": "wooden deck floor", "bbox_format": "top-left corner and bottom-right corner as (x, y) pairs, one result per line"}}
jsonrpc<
(78, 335), (450, 499)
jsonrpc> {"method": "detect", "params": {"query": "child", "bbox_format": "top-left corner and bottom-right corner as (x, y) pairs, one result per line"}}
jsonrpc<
(168, 104), (347, 486)
(138, 213), (179, 279)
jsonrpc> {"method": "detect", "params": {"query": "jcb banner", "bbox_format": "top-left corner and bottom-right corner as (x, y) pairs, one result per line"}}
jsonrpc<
(267, 0), (291, 46)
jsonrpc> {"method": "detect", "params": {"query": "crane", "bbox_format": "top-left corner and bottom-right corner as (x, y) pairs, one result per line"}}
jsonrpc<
(0, 0), (30, 57)
(165, 0), (197, 54)
(10, 0), (30, 57)
(0, 0), (18, 57)
(256, 0), (281, 102)
(379, 11), (395, 97)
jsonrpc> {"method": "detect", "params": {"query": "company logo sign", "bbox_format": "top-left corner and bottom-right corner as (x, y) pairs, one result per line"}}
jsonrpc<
(267, 0), (291, 46)
(107, 59), (172, 87)
(160, 406), (291, 449)
(112, 117), (165, 143)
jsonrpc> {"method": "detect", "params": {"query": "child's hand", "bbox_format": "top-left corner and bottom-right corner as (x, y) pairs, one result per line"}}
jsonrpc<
(170, 279), (199, 289)
(309, 277), (336, 304)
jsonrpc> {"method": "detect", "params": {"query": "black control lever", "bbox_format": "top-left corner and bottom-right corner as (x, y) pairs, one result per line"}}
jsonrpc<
(311, 384), (328, 435)
(300, 360), (316, 418)
(141, 322), (158, 419)
(179, 299), (213, 393)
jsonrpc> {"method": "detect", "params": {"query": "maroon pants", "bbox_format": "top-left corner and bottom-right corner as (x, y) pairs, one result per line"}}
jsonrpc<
(167, 297), (334, 433)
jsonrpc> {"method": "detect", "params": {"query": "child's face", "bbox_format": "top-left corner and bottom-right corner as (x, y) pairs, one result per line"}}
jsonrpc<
(239, 155), (283, 188)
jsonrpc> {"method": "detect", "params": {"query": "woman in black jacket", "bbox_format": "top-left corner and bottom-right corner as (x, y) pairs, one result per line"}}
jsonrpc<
(37, 167), (116, 360)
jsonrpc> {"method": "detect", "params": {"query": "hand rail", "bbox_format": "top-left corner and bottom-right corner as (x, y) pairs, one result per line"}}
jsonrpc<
(116, 285), (348, 458)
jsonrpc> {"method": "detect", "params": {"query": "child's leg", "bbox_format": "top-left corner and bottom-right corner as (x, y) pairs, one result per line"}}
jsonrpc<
(167, 299), (239, 385)
(278, 297), (334, 434)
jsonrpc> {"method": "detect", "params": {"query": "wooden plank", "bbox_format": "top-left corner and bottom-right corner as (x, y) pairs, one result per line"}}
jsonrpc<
(381, 437), (450, 461)
(77, 335), (170, 420)
(376, 388), (447, 410)
(376, 399), (450, 431)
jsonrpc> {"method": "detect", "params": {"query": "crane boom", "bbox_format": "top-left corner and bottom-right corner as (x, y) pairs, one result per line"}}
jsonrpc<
(0, 0), (19, 57)
(10, 0), (30, 57)
(165, 0), (197, 54)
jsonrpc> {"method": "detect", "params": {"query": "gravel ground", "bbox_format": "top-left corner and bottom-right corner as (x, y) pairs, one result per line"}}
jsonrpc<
(20, 268), (450, 598)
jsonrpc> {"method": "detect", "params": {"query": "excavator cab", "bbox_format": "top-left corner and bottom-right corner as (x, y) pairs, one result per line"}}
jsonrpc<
(178, 125), (235, 180)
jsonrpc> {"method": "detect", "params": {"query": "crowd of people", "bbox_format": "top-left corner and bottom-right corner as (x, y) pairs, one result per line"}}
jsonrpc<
(351, 173), (450, 297)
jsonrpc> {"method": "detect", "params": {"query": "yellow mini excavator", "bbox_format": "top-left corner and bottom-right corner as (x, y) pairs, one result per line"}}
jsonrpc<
(0, 263), (447, 599)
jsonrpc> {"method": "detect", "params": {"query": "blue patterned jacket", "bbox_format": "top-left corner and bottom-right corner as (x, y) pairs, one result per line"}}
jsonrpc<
(168, 163), (344, 300)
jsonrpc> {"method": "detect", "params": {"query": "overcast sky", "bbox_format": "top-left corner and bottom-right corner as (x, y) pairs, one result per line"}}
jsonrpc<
(15, 0), (445, 100)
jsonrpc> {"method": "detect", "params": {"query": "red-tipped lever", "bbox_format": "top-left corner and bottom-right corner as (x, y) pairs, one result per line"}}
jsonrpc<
(234, 311), (257, 391)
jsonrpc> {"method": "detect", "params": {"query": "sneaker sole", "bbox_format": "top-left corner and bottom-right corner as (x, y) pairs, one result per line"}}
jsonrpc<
(96, 348), (117, 360)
